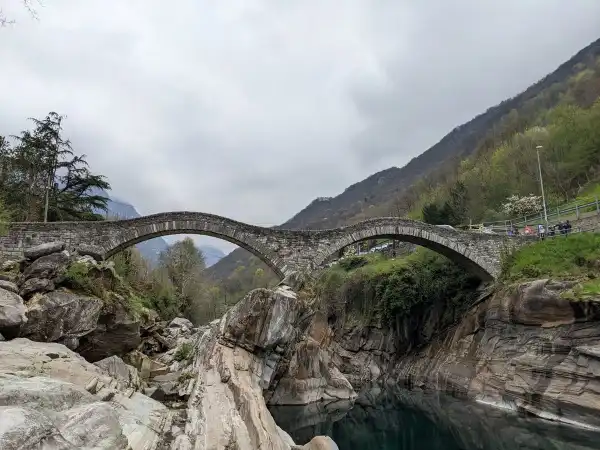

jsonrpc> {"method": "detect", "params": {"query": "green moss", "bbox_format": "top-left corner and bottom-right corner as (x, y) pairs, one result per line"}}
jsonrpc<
(62, 261), (160, 320)
(502, 233), (600, 282)
(561, 278), (600, 301)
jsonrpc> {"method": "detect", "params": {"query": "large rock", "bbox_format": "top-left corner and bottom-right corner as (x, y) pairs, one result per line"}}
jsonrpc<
(18, 277), (55, 298)
(169, 317), (193, 330)
(173, 287), (336, 450)
(222, 285), (307, 353)
(0, 338), (174, 449)
(75, 243), (105, 261)
(0, 287), (27, 337)
(21, 250), (70, 282)
(326, 278), (600, 430)
(268, 336), (356, 405)
(23, 241), (65, 260)
(19, 290), (103, 348)
(268, 312), (356, 405)
(0, 279), (18, 294)
(0, 405), (76, 449)
(125, 350), (170, 380)
(0, 338), (113, 389)
(94, 355), (143, 391)
(76, 301), (141, 362)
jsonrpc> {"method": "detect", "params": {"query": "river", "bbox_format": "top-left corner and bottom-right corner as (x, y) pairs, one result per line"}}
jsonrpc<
(270, 386), (600, 449)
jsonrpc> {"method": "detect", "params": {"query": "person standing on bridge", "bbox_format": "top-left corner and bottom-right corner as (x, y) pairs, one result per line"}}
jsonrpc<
(538, 224), (545, 240)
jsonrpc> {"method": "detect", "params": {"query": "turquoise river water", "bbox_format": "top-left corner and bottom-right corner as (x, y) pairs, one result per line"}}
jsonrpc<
(270, 387), (600, 450)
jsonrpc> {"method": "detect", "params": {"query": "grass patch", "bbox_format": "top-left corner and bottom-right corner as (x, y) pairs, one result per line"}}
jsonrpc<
(502, 233), (600, 282)
(174, 342), (194, 362)
(561, 278), (600, 302)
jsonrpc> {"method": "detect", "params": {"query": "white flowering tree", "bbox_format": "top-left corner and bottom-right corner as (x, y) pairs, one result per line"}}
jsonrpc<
(502, 194), (542, 218)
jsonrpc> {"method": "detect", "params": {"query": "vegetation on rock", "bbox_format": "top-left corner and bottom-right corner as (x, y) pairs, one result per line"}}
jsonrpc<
(174, 342), (194, 362)
(314, 250), (480, 330)
(501, 233), (600, 283)
(109, 238), (234, 324)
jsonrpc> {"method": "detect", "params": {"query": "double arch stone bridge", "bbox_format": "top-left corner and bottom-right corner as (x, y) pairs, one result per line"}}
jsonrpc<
(0, 212), (529, 281)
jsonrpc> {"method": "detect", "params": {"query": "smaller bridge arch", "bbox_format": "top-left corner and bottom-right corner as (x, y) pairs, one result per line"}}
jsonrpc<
(309, 219), (511, 281)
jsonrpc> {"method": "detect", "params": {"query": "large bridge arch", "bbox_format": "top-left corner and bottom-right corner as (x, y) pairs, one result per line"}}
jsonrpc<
(95, 212), (288, 279)
(310, 220), (510, 281)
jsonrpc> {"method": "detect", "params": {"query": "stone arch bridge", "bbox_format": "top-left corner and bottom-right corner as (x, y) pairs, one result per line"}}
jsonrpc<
(0, 212), (529, 281)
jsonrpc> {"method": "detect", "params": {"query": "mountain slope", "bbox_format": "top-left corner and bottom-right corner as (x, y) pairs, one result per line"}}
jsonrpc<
(208, 36), (600, 281)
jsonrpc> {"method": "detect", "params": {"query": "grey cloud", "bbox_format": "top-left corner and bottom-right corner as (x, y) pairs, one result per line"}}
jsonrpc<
(0, 0), (599, 255)
(351, 0), (600, 170)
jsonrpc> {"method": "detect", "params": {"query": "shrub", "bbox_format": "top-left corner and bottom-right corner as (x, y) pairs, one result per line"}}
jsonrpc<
(63, 262), (107, 299)
(338, 256), (369, 271)
(314, 249), (480, 327)
(174, 342), (194, 362)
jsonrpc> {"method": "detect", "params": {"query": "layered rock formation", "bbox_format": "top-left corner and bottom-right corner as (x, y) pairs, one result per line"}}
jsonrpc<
(318, 278), (600, 430)
(173, 286), (340, 450)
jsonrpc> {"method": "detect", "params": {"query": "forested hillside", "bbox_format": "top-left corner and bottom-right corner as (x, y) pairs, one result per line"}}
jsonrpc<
(208, 37), (600, 291)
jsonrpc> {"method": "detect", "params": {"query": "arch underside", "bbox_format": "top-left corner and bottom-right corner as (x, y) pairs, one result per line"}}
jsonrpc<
(315, 232), (497, 281)
(101, 228), (286, 280)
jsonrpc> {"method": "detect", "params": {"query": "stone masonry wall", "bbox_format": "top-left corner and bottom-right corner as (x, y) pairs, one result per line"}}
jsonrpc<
(0, 212), (524, 280)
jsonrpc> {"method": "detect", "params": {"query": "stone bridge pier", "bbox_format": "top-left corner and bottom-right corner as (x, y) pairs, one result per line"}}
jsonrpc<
(0, 212), (531, 282)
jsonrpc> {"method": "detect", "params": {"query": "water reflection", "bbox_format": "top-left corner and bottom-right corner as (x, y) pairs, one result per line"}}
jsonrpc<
(270, 386), (600, 450)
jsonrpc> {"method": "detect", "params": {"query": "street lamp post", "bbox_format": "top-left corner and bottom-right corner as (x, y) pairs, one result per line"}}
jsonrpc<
(536, 145), (548, 227)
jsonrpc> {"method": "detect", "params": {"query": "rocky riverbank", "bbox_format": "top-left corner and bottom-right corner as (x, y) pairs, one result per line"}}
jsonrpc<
(315, 278), (600, 430)
(5, 239), (598, 446)
(0, 242), (337, 449)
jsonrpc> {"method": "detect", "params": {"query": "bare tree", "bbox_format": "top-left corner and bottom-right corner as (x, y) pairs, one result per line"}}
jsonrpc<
(1, 0), (40, 26)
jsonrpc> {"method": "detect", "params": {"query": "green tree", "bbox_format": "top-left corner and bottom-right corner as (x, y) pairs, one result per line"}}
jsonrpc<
(446, 180), (468, 225)
(158, 238), (206, 317)
(0, 112), (110, 221)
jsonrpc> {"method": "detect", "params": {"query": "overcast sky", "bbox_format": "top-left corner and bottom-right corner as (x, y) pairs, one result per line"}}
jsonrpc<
(1, 1), (599, 254)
